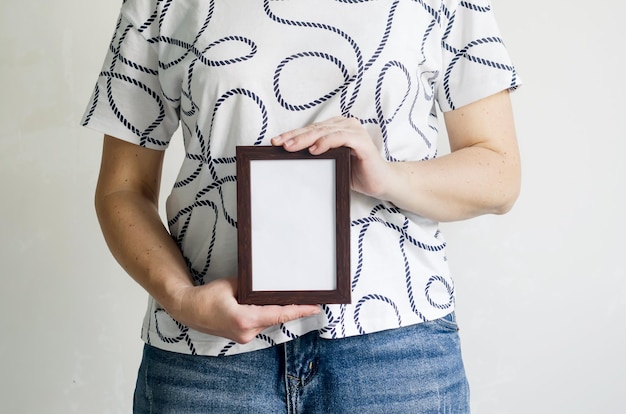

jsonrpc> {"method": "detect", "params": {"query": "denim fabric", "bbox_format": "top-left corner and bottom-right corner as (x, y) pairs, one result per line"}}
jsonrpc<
(133, 313), (469, 413)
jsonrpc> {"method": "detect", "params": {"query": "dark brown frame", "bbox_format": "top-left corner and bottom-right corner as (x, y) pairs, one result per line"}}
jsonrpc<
(236, 146), (351, 305)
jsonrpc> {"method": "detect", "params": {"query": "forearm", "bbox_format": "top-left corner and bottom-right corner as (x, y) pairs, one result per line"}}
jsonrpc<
(271, 91), (520, 223)
(380, 90), (521, 222)
(94, 135), (321, 343)
(382, 144), (521, 222)
(95, 190), (192, 313)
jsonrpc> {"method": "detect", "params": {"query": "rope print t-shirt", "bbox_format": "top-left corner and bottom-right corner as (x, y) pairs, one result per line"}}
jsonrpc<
(82, 0), (520, 356)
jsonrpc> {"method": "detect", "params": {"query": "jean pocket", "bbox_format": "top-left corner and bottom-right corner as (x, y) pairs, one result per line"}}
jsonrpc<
(430, 311), (459, 332)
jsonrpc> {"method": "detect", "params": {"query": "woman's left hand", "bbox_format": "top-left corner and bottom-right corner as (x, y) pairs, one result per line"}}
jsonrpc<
(271, 116), (390, 198)
(270, 91), (521, 223)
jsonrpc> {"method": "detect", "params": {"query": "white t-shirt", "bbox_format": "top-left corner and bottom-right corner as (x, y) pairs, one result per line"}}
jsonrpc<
(83, 0), (520, 356)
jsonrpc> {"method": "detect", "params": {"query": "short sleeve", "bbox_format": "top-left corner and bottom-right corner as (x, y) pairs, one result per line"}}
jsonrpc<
(436, 0), (521, 112)
(81, 11), (180, 149)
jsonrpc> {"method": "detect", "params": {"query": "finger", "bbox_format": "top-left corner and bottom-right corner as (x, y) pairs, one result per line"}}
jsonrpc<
(308, 129), (352, 155)
(293, 126), (351, 154)
(272, 130), (327, 152)
(270, 126), (310, 146)
(271, 119), (344, 150)
(252, 304), (321, 328)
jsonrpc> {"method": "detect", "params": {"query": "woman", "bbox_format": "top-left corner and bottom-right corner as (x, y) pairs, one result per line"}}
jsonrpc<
(83, 0), (520, 412)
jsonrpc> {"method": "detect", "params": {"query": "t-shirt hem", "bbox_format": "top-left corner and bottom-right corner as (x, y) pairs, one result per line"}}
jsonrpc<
(440, 79), (523, 113)
(140, 305), (457, 357)
(81, 116), (171, 150)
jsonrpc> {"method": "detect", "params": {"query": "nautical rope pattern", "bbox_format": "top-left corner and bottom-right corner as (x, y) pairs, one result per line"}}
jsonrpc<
(82, 0), (519, 356)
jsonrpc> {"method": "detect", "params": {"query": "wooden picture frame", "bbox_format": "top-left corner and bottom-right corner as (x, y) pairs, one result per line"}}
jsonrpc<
(236, 146), (351, 305)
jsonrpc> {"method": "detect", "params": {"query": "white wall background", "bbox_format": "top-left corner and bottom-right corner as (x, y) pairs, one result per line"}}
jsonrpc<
(1, 0), (624, 412)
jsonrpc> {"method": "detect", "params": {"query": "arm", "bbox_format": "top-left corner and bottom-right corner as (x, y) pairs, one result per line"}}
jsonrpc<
(95, 135), (320, 344)
(271, 90), (521, 222)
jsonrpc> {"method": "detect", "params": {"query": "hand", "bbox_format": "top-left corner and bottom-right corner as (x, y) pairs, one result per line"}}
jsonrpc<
(271, 116), (391, 199)
(170, 277), (321, 344)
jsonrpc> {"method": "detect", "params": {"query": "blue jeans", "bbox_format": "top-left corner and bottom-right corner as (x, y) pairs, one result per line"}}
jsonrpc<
(133, 313), (470, 413)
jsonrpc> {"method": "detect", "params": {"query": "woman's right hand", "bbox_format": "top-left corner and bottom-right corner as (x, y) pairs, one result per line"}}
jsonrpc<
(169, 277), (321, 344)
(95, 135), (320, 345)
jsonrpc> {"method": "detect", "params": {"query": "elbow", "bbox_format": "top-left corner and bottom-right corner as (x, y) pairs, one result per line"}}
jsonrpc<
(491, 171), (521, 216)
(489, 148), (521, 215)
(93, 183), (124, 228)
(493, 195), (518, 215)
(94, 182), (111, 225)
(94, 185), (105, 223)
